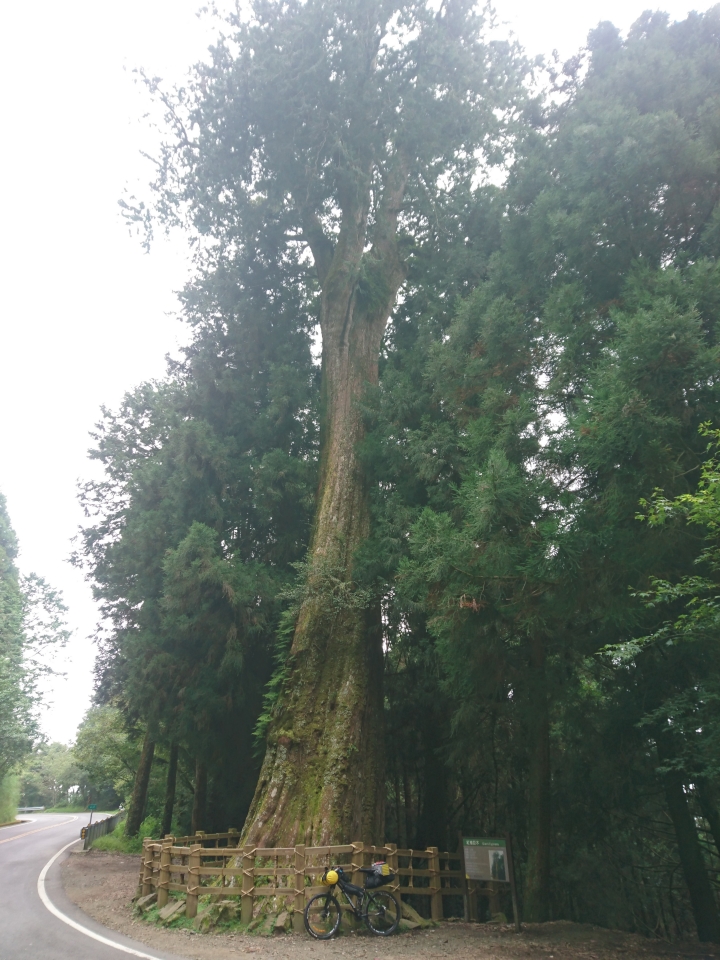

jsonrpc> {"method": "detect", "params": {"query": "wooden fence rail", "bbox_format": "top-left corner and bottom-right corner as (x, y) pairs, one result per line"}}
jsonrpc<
(137, 832), (482, 929)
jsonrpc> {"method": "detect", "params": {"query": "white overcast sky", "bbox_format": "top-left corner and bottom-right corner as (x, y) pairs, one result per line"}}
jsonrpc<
(0, 0), (715, 745)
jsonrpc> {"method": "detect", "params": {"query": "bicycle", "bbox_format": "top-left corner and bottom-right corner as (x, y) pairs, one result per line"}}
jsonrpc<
(304, 865), (401, 939)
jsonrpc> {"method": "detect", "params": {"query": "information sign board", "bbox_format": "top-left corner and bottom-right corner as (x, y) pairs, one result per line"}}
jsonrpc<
(87, 803), (97, 811)
(462, 837), (508, 882)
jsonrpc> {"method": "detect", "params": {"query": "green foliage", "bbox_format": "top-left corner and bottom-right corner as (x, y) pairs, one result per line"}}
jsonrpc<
(73, 707), (136, 806)
(0, 494), (35, 783)
(252, 611), (295, 755)
(20, 742), (87, 809)
(76, 211), (318, 831)
(0, 493), (69, 787)
(93, 815), (161, 854)
(0, 775), (19, 823)
(362, 5), (720, 936)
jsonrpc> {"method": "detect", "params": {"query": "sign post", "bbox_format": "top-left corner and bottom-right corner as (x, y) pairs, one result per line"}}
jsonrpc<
(457, 831), (471, 921)
(87, 802), (97, 825)
(461, 835), (521, 932)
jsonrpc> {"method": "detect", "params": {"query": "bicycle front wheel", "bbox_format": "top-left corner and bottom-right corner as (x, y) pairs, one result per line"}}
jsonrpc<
(304, 892), (341, 939)
(364, 889), (400, 936)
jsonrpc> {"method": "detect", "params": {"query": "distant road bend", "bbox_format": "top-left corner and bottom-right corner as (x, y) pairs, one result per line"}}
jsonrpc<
(0, 813), (183, 960)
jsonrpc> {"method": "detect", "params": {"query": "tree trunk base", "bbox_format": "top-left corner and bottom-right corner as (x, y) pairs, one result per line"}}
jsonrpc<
(243, 605), (384, 846)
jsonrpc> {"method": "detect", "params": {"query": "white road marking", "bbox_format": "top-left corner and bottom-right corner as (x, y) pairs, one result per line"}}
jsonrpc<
(38, 837), (168, 960)
(0, 816), (77, 844)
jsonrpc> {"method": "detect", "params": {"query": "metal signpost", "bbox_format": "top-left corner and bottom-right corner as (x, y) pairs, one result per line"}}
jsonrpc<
(87, 803), (97, 825)
(459, 834), (520, 931)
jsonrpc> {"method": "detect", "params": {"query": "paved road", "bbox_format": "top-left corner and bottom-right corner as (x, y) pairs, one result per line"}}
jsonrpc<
(0, 813), (184, 960)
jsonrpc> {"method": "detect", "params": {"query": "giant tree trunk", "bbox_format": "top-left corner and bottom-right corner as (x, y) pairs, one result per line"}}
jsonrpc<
(657, 742), (720, 941)
(160, 742), (178, 839)
(125, 730), (155, 838)
(523, 636), (551, 923)
(243, 167), (408, 846)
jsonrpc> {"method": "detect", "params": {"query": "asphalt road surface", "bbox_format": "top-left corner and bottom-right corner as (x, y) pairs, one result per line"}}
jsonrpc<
(0, 813), (184, 960)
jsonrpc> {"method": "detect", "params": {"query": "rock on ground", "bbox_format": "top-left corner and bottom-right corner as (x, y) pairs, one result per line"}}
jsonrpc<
(62, 850), (720, 960)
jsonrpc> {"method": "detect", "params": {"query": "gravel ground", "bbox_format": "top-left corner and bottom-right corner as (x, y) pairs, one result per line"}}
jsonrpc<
(61, 850), (719, 960)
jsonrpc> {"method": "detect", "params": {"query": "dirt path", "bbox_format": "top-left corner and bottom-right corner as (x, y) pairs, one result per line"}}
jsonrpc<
(62, 850), (718, 960)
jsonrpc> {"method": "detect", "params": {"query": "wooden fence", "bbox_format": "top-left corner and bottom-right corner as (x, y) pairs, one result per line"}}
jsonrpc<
(137, 831), (494, 931)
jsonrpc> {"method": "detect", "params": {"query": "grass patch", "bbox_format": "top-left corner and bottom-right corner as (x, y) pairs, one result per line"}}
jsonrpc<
(92, 815), (158, 854)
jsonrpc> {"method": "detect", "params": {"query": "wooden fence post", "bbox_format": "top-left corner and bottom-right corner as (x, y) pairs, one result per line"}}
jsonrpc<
(386, 842), (401, 909)
(293, 844), (306, 933)
(137, 841), (145, 898)
(157, 840), (172, 908)
(351, 840), (364, 888)
(428, 846), (442, 921)
(241, 843), (255, 925)
(137, 840), (147, 897)
(186, 844), (201, 919)
(141, 839), (154, 896)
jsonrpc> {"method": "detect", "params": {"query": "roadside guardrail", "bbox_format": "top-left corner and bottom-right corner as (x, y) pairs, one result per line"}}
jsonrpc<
(80, 810), (126, 850)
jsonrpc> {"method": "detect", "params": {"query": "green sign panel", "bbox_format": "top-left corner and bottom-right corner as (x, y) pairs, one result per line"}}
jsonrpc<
(463, 836), (508, 882)
(87, 804), (97, 810)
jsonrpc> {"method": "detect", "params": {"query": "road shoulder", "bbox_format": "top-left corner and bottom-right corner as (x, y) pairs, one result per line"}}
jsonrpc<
(61, 849), (720, 960)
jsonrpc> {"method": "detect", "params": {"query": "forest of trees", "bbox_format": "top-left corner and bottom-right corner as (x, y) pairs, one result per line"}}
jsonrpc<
(70, 0), (720, 942)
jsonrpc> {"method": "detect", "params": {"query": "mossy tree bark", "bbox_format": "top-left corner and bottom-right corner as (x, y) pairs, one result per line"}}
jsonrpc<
(523, 636), (551, 922)
(125, 730), (155, 838)
(243, 164), (408, 847)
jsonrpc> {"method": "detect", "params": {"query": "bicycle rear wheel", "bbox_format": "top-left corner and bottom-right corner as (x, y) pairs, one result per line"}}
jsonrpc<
(304, 892), (341, 939)
(364, 889), (400, 935)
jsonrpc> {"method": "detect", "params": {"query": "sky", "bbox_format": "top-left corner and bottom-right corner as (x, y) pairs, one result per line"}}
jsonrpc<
(0, 0), (716, 745)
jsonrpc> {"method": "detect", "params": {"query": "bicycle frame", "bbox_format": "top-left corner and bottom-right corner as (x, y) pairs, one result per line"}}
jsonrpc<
(335, 881), (369, 918)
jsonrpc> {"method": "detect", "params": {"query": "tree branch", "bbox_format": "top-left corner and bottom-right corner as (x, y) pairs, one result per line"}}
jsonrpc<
(301, 209), (334, 284)
(369, 151), (410, 266)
